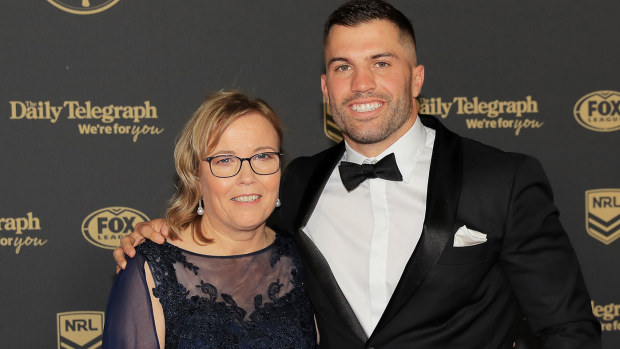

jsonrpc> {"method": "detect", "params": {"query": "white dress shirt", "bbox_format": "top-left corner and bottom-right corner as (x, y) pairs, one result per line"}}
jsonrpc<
(303, 117), (435, 336)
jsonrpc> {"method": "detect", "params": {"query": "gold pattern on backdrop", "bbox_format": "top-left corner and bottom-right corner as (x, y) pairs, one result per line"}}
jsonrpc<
(574, 91), (620, 132)
(585, 189), (620, 245)
(47, 0), (120, 15)
(81, 207), (149, 249)
(57, 312), (104, 349)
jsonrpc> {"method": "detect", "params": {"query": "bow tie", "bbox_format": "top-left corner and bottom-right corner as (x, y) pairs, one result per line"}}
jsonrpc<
(338, 153), (403, 191)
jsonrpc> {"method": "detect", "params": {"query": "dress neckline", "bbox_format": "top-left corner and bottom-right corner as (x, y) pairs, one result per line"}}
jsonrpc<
(162, 234), (279, 259)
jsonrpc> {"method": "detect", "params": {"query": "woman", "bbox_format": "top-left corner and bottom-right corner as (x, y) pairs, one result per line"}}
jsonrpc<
(103, 91), (317, 348)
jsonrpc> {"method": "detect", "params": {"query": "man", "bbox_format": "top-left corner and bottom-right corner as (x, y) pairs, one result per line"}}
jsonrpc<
(116, 1), (601, 347)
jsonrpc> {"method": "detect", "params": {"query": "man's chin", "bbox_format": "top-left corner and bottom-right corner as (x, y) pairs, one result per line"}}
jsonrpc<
(343, 130), (390, 145)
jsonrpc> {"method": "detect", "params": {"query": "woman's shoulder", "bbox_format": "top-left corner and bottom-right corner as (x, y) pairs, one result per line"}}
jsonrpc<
(135, 240), (166, 258)
(272, 232), (303, 263)
(134, 240), (184, 269)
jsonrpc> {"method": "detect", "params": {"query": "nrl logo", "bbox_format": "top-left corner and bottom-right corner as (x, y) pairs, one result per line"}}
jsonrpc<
(47, 0), (120, 15)
(57, 311), (104, 349)
(322, 97), (343, 143)
(585, 189), (620, 244)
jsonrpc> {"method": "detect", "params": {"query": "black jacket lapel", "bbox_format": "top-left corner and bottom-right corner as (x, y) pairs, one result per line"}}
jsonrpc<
(372, 115), (463, 336)
(296, 143), (344, 229)
(287, 143), (369, 342)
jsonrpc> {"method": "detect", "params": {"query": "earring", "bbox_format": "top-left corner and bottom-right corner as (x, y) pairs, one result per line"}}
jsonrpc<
(275, 198), (281, 208)
(197, 196), (204, 215)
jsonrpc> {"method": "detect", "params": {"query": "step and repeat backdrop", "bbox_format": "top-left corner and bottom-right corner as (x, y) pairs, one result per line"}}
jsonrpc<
(1, 1), (618, 348)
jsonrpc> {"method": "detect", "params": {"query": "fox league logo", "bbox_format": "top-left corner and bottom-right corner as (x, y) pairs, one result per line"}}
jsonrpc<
(586, 189), (620, 244)
(57, 311), (104, 349)
(574, 90), (620, 132)
(82, 207), (149, 249)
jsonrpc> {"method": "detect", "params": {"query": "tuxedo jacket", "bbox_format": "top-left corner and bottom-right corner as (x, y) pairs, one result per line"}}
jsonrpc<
(273, 115), (600, 349)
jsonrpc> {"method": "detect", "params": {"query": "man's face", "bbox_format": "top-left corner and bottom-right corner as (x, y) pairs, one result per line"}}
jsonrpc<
(321, 20), (424, 155)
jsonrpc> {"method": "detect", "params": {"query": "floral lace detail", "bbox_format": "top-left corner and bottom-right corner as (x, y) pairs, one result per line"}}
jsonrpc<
(196, 281), (218, 301)
(137, 235), (317, 349)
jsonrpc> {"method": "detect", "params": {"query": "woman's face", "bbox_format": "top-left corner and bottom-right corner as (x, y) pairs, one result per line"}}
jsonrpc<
(198, 112), (281, 236)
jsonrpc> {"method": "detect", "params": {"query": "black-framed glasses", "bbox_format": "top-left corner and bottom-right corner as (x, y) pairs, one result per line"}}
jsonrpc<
(203, 152), (283, 178)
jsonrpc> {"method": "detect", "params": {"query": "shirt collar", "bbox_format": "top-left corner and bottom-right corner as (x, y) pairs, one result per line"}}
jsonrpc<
(343, 116), (428, 183)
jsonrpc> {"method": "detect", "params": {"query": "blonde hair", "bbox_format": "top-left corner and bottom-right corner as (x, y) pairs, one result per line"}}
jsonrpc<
(166, 91), (283, 242)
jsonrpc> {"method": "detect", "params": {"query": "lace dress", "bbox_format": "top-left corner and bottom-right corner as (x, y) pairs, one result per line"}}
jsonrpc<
(103, 234), (317, 348)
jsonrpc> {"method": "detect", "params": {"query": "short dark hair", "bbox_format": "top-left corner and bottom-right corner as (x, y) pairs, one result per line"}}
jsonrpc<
(323, 0), (416, 49)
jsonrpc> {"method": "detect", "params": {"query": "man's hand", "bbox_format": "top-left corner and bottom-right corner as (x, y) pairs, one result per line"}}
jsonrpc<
(113, 218), (169, 272)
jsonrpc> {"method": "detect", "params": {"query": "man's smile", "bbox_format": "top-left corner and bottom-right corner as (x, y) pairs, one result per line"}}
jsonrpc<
(350, 101), (384, 113)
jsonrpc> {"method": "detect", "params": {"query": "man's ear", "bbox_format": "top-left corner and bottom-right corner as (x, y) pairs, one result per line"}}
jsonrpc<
(321, 74), (329, 102)
(412, 65), (425, 98)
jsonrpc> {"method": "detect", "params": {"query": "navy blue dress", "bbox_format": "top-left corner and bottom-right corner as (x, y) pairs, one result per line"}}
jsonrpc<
(103, 234), (317, 348)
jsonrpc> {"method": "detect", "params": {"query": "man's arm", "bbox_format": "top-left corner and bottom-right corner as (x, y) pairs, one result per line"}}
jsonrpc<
(500, 156), (601, 348)
(113, 219), (168, 271)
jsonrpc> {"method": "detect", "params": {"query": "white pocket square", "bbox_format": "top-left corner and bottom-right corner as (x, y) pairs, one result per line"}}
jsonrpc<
(453, 225), (487, 247)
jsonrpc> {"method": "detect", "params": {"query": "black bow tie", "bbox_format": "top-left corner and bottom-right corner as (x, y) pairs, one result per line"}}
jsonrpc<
(338, 153), (403, 191)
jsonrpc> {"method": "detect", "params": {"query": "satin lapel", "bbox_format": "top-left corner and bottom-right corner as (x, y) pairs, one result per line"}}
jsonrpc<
(295, 143), (344, 229)
(295, 230), (369, 342)
(291, 143), (368, 342)
(372, 115), (463, 336)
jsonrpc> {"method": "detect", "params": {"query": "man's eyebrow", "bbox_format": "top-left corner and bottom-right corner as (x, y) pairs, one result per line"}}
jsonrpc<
(327, 57), (350, 66)
(371, 52), (397, 60)
(327, 52), (399, 67)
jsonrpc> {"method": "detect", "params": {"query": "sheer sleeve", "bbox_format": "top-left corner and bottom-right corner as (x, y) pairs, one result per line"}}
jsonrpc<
(103, 253), (159, 349)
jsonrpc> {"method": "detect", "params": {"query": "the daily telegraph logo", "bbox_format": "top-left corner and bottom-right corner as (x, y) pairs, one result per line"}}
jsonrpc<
(57, 311), (104, 349)
(574, 90), (620, 132)
(0, 212), (47, 254)
(9, 100), (164, 142)
(82, 207), (149, 249)
(322, 95), (542, 141)
(48, 0), (119, 15)
(322, 97), (343, 143)
(585, 189), (620, 245)
(591, 301), (620, 332)
(419, 95), (542, 135)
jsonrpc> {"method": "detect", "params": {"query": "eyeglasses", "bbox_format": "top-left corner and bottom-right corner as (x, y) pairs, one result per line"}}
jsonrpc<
(203, 152), (283, 178)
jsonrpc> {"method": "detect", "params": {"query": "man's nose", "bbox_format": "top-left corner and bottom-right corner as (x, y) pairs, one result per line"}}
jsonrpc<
(351, 67), (376, 93)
